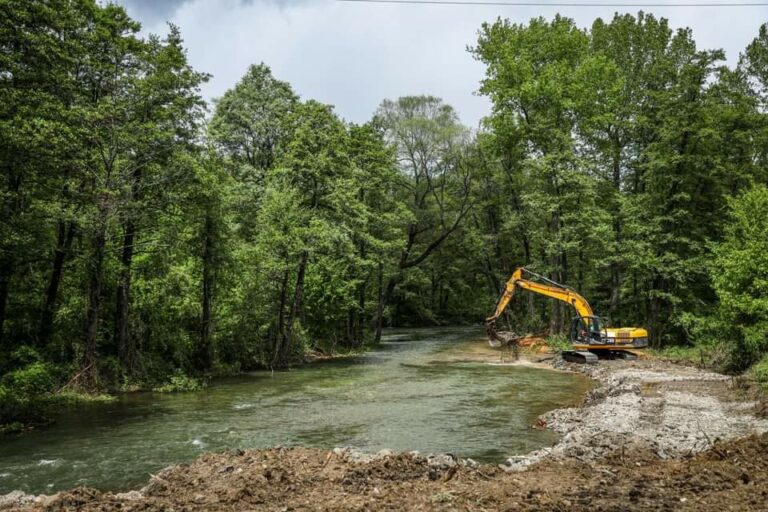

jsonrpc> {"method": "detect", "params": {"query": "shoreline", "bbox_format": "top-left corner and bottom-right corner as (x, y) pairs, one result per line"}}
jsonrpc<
(3, 353), (768, 510)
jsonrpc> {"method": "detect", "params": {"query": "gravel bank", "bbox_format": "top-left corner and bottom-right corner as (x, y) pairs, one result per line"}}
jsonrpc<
(502, 357), (768, 471)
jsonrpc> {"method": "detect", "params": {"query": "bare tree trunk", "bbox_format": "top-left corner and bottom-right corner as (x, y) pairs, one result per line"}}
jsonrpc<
(39, 221), (76, 343)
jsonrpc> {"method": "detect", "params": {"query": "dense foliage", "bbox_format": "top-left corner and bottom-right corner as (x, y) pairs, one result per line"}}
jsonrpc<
(1, 1), (768, 426)
(472, 14), (768, 354)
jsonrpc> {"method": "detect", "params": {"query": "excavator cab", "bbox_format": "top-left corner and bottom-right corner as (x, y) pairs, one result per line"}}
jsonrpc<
(570, 316), (606, 345)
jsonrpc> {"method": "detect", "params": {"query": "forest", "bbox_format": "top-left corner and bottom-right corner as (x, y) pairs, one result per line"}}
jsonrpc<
(1, 0), (767, 427)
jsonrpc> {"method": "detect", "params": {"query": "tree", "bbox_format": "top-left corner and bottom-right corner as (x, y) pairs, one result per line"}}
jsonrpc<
(209, 63), (298, 174)
(269, 100), (355, 366)
(372, 96), (474, 340)
(112, 26), (208, 373)
(0, 0), (91, 351)
(474, 16), (608, 332)
(711, 186), (768, 370)
(472, 13), (767, 344)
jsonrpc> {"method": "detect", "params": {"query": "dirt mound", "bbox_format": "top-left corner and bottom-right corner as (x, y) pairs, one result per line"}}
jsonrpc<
(7, 433), (767, 511)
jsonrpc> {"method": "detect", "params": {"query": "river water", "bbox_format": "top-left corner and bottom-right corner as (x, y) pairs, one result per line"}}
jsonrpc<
(0, 327), (590, 495)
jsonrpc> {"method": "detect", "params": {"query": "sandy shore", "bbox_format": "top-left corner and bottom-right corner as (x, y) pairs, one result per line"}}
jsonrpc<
(3, 354), (768, 511)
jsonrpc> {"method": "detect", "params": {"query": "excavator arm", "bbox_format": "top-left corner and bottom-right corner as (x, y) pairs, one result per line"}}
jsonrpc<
(485, 268), (594, 341)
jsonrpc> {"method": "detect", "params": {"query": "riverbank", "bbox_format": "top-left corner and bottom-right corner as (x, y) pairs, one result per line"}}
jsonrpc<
(3, 353), (767, 510)
(0, 345), (369, 436)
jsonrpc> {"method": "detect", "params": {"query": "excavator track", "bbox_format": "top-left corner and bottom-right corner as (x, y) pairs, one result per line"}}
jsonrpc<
(563, 350), (598, 364)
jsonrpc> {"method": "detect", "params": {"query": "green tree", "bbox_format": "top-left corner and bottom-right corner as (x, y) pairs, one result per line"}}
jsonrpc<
(0, 0), (92, 352)
(711, 186), (768, 370)
(373, 96), (474, 339)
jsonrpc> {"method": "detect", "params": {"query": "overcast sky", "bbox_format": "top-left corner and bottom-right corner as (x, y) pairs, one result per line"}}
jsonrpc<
(114, 0), (767, 127)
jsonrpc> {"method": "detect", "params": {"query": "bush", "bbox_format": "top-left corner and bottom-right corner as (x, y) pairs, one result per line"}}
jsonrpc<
(545, 333), (572, 353)
(153, 371), (205, 393)
(11, 346), (42, 366)
(1, 362), (58, 399)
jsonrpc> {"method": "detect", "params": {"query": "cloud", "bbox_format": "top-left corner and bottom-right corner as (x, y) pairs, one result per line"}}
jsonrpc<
(116, 0), (768, 127)
(116, 0), (194, 25)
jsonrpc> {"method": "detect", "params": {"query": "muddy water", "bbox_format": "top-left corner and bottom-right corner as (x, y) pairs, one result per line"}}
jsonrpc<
(0, 327), (591, 495)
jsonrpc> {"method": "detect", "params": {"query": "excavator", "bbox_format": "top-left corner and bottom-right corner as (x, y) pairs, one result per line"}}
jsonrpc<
(486, 267), (648, 364)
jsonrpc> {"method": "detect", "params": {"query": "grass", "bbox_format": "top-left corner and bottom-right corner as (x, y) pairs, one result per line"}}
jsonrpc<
(649, 344), (726, 369)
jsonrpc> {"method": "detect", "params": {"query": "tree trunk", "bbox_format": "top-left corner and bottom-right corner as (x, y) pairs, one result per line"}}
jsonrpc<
(374, 262), (385, 343)
(115, 219), (136, 372)
(274, 250), (308, 368)
(272, 269), (290, 357)
(0, 259), (11, 346)
(115, 167), (143, 373)
(199, 212), (216, 371)
(0, 173), (22, 346)
(39, 221), (76, 344)
(356, 276), (366, 345)
(609, 259), (620, 321)
(610, 143), (622, 320)
(375, 273), (399, 343)
(82, 216), (107, 388)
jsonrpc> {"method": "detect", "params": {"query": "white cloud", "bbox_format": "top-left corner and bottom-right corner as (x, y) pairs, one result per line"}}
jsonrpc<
(119, 0), (768, 126)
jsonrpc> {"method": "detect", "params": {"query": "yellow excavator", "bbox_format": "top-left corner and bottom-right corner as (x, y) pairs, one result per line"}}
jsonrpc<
(486, 267), (648, 363)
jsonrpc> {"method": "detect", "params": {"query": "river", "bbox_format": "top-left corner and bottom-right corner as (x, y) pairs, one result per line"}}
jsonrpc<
(0, 327), (591, 495)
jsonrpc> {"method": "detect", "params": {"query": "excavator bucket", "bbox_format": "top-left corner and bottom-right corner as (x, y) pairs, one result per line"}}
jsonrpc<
(486, 320), (501, 347)
(486, 321), (522, 358)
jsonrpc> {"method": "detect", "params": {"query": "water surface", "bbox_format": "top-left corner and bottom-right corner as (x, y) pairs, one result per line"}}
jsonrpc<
(0, 327), (590, 494)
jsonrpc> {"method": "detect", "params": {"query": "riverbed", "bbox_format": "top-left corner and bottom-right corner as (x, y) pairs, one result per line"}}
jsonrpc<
(0, 327), (590, 495)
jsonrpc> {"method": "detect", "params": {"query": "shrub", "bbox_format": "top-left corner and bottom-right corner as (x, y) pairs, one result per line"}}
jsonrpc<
(545, 333), (571, 353)
(153, 371), (205, 393)
(1, 362), (58, 400)
(11, 346), (42, 366)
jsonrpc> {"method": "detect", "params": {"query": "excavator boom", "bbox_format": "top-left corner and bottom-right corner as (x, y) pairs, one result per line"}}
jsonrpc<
(486, 268), (593, 337)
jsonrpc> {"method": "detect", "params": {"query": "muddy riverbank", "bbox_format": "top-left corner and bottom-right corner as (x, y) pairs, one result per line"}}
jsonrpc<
(3, 355), (768, 511)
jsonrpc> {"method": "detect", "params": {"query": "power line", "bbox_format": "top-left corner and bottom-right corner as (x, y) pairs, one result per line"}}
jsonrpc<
(338, 0), (768, 6)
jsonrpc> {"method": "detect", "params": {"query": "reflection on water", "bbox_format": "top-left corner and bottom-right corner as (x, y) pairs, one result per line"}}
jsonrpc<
(0, 327), (591, 494)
